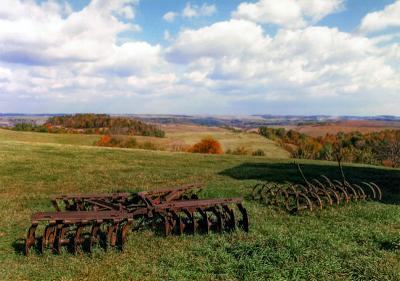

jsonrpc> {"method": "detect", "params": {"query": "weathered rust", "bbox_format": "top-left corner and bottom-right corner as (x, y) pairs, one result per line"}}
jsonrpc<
(24, 184), (248, 255)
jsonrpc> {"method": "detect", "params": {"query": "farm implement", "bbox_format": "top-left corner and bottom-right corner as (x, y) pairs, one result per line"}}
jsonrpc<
(251, 162), (382, 213)
(24, 184), (249, 255)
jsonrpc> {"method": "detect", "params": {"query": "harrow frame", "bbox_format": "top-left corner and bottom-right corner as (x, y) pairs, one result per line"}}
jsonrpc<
(25, 184), (249, 255)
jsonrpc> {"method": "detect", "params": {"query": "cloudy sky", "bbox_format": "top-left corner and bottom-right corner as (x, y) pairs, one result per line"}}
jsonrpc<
(0, 0), (399, 115)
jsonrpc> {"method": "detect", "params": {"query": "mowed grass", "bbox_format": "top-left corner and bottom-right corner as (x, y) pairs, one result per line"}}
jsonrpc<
(0, 134), (399, 280)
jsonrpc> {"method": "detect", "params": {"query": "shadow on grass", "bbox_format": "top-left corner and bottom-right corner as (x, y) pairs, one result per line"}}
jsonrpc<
(12, 239), (26, 255)
(220, 162), (400, 204)
(378, 240), (400, 252)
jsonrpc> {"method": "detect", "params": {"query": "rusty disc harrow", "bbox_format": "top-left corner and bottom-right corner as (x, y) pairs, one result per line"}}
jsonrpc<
(24, 184), (249, 255)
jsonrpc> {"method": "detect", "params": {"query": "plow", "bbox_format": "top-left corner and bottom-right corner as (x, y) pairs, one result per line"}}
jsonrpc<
(25, 184), (249, 255)
(251, 162), (382, 213)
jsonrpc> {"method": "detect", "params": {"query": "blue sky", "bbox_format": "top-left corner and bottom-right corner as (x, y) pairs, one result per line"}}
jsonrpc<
(0, 0), (399, 115)
(64, 0), (395, 43)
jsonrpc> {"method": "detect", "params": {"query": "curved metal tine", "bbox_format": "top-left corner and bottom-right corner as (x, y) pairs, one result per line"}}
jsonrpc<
(237, 203), (249, 232)
(288, 192), (300, 213)
(321, 175), (335, 188)
(223, 205), (236, 231)
(183, 209), (195, 234)
(197, 208), (210, 234)
(107, 221), (119, 247)
(308, 179), (328, 205)
(167, 211), (180, 235)
(332, 179), (350, 203)
(190, 211), (198, 234)
(275, 187), (286, 207)
(262, 184), (278, 206)
(41, 225), (51, 254)
(54, 223), (67, 254)
(73, 224), (85, 254)
(118, 219), (133, 251)
(309, 192), (323, 210)
(319, 189), (333, 207)
(361, 182), (376, 199)
(88, 220), (102, 253)
(297, 193), (313, 212)
(41, 224), (57, 254)
(278, 188), (293, 212)
(296, 162), (311, 188)
(273, 188), (284, 208)
(25, 224), (38, 256)
(328, 188), (341, 205)
(342, 181), (359, 201)
(162, 214), (171, 237)
(286, 183), (296, 194)
(294, 184), (309, 195)
(369, 182), (383, 200)
(178, 212), (185, 235)
(321, 175), (343, 198)
(309, 182), (319, 193)
(251, 183), (263, 200)
(212, 207), (223, 233)
(352, 184), (367, 200)
(260, 183), (277, 203)
(312, 178), (337, 205)
(312, 178), (327, 191)
(333, 179), (344, 187)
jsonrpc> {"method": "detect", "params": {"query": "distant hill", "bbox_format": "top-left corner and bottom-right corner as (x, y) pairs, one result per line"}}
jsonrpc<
(1, 113), (400, 128)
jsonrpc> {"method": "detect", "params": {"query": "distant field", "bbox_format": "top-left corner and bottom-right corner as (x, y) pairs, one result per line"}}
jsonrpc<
(0, 128), (99, 145)
(162, 124), (289, 157)
(281, 120), (400, 137)
(0, 131), (399, 280)
(0, 125), (290, 158)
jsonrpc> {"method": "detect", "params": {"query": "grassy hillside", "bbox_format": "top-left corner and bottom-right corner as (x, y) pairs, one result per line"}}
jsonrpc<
(0, 126), (290, 158)
(163, 124), (289, 157)
(0, 128), (99, 145)
(0, 134), (399, 280)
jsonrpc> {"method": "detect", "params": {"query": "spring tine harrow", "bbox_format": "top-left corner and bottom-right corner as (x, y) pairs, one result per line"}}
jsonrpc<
(24, 184), (248, 256)
(250, 162), (383, 213)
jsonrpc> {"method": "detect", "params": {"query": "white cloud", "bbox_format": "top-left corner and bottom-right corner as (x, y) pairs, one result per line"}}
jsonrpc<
(232, 0), (343, 28)
(94, 42), (163, 76)
(0, 0), (141, 65)
(359, 1), (400, 34)
(163, 11), (178, 22)
(166, 19), (399, 114)
(0, 0), (399, 115)
(164, 2), (217, 22)
(0, 0), (173, 112)
(166, 20), (269, 63)
(182, 2), (217, 18)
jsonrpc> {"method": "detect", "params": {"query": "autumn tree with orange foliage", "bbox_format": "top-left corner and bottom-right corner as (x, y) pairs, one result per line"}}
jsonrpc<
(188, 137), (224, 154)
(259, 126), (400, 167)
(96, 135), (111, 146)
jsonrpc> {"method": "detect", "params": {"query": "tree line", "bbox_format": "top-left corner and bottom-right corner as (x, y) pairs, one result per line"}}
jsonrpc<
(13, 114), (165, 138)
(259, 126), (400, 167)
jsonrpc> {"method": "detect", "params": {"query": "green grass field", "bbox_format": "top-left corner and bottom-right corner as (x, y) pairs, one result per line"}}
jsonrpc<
(0, 132), (399, 280)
